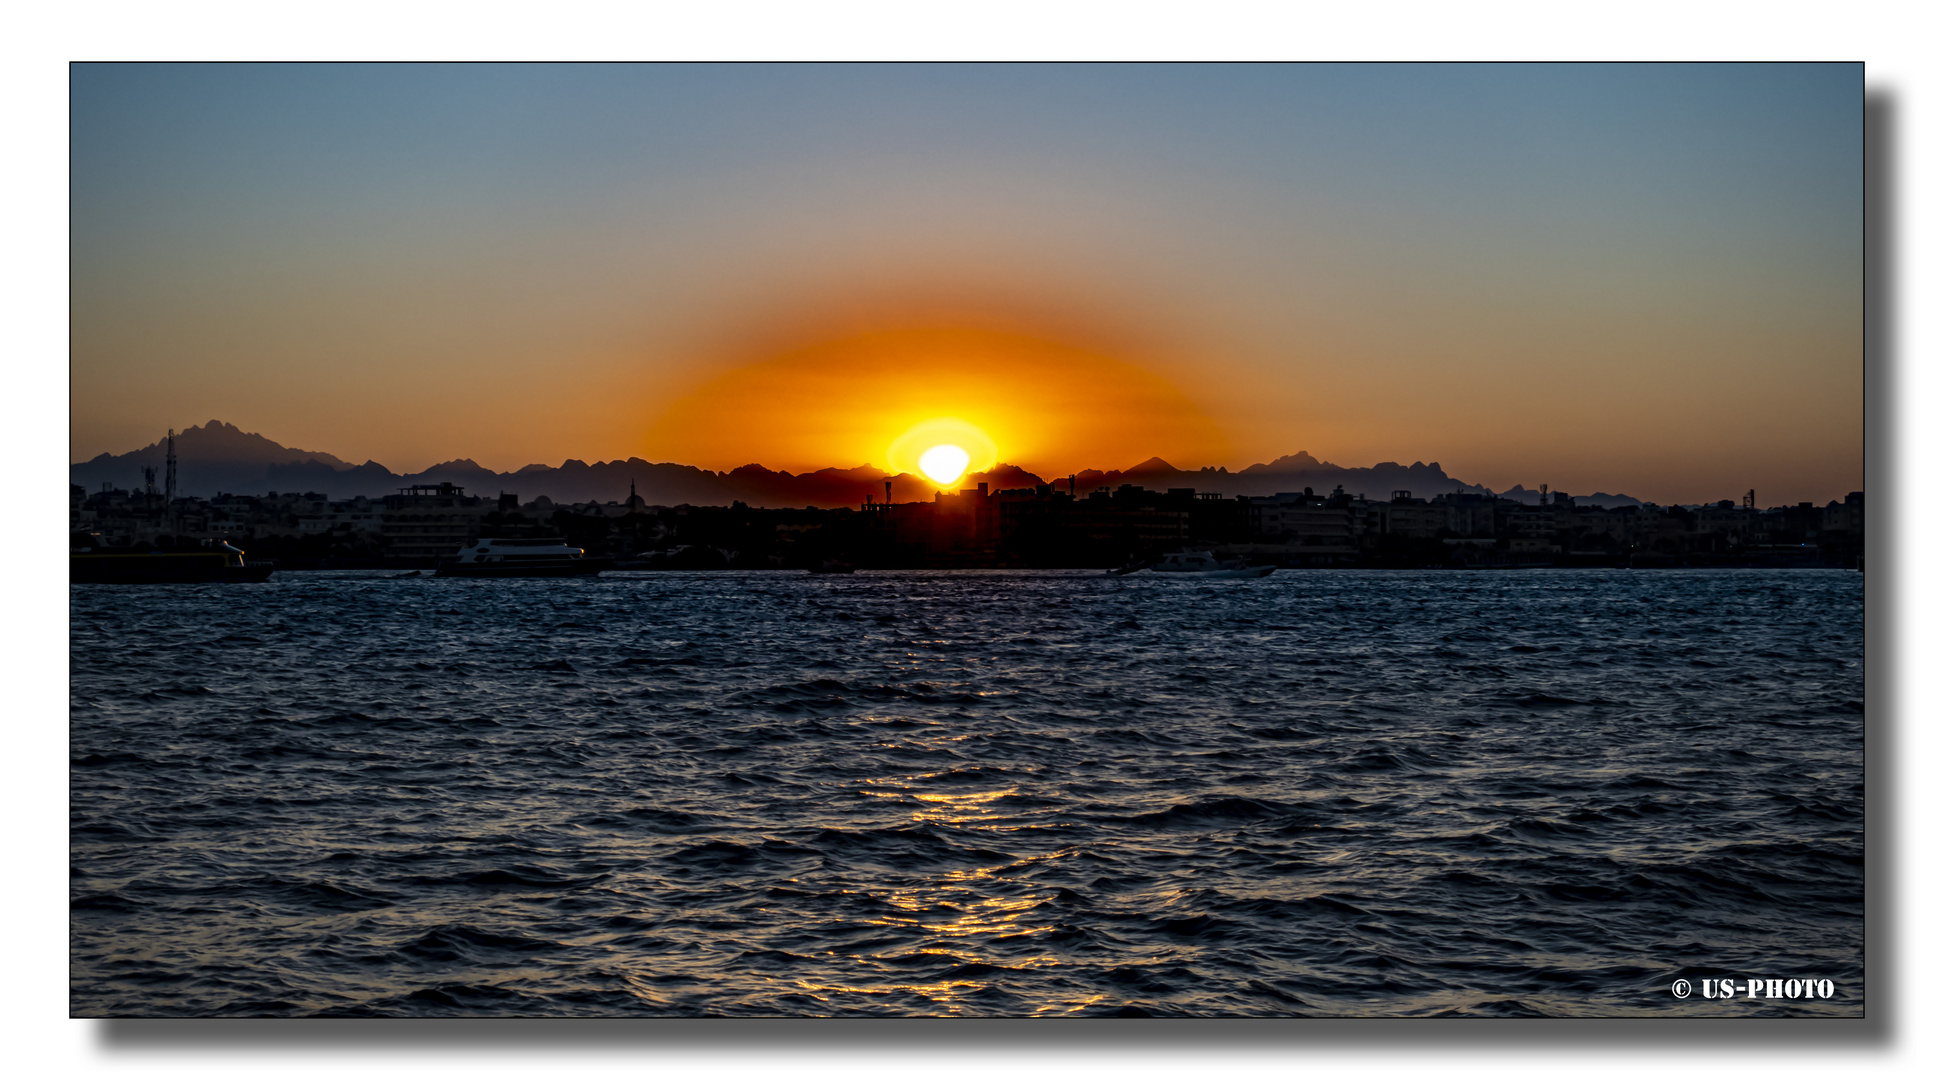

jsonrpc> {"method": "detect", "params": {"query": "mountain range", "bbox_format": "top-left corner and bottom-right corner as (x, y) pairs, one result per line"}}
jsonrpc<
(71, 421), (1645, 509)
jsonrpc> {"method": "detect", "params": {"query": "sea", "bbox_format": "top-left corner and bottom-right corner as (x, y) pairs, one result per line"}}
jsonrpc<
(69, 569), (1865, 1017)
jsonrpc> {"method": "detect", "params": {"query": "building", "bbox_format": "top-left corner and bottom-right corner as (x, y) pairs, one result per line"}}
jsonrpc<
(1253, 487), (1360, 545)
(380, 483), (491, 564)
(298, 496), (383, 537)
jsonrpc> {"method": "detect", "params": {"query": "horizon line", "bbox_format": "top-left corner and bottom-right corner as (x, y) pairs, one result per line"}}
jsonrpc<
(73, 419), (1865, 506)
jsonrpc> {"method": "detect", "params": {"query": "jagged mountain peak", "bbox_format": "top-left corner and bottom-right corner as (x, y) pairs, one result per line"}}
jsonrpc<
(73, 423), (1539, 507)
(94, 419), (355, 469)
(1243, 450), (1325, 471)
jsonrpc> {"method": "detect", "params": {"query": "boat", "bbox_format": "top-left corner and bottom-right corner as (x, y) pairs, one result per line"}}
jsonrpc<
(1148, 549), (1276, 578)
(608, 546), (733, 571)
(436, 537), (610, 577)
(70, 538), (274, 584)
(806, 559), (857, 574)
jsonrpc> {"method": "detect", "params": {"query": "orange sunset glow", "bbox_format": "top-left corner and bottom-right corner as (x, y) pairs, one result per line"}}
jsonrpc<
(68, 65), (1864, 506)
(890, 418), (996, 485)
(643, 327), (1228, 479)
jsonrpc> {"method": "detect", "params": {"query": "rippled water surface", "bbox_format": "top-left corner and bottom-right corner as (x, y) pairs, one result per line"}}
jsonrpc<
(71, 570), (1864, 1017)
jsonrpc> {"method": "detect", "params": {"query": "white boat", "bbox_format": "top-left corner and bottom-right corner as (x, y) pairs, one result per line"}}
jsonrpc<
(1149, 549), (1275, 578)
(437, 537), (609, 577)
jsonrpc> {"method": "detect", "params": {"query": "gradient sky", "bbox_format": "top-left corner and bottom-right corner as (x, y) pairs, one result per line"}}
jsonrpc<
(70, 63), (1863, 504)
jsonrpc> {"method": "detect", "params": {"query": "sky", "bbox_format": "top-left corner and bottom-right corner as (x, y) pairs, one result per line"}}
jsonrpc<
(70, 63), (1864, 505)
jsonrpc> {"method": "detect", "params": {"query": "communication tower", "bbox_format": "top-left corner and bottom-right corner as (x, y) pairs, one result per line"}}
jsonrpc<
(1539, 483), (1549, 506)
(1744, 488), (1755, 510)
(164, 429), (178, 503)
(143, 466), (158, 498)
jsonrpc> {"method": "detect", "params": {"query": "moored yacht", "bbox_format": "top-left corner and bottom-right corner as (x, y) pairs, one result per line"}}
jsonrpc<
(437, 537), (609, 577)
(71, 536), (274, 584)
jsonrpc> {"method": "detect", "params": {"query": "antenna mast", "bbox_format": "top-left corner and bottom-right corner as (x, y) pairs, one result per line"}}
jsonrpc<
(164, 429), (178, 503)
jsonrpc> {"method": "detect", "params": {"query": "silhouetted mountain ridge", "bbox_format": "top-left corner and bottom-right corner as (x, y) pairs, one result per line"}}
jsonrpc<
(74, 420), (351, 473)
(72, 422), (1641, 508)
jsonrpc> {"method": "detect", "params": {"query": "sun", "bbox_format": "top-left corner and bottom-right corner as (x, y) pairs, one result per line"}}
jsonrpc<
(887, 418), (998, 489)
(918, 444), (970, 485)
(644, 327), (1228, 478)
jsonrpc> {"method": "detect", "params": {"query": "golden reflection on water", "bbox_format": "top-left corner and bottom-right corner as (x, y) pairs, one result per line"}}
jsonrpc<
(791, 875), (1058, 1014)
(1032, 992), (1110, 1017)
(874, 870), (1043, 936)
(782, 775), (1102, 1011)
(914, 788), (1012, 826)
(805, 780), (1077, 1013)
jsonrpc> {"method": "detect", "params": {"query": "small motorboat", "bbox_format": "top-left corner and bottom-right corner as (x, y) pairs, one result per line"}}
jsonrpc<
(1149, 549), (1275, 579)
(807, 559), (857, 574)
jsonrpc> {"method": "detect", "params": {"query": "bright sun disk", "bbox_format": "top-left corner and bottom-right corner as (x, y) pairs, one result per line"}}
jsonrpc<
(918, 444), (971, 486)
(887, 417), (998, 483)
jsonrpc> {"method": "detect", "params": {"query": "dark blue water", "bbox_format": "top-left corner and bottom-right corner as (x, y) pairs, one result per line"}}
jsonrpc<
(70, 569), (1864, 1017)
